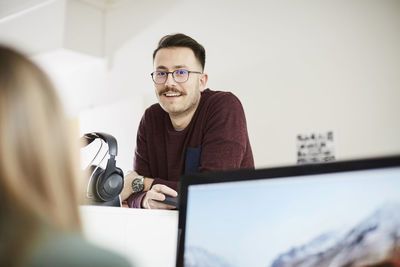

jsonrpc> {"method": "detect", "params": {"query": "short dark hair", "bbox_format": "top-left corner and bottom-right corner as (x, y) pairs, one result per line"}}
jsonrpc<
(153, 33), (206, 71)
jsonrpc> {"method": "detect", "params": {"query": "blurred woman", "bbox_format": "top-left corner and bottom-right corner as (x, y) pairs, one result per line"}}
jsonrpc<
(0, 45), (131, 267)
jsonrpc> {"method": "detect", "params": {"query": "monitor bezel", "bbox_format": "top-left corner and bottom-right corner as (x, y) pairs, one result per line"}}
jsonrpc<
(176, 155), (400, 267)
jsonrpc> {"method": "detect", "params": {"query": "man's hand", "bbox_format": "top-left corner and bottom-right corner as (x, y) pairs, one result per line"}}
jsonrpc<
(142, 184), (178, 210)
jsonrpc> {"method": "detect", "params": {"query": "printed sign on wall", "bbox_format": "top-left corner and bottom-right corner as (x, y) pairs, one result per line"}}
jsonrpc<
(297, 131), (335, 164)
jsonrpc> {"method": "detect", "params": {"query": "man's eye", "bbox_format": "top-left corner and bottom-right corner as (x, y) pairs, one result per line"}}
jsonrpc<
(176, 70), (186, 75)
(157, 72), (166, 76)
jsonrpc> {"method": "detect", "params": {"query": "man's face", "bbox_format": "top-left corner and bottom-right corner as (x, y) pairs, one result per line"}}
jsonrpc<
(153, 47), (207, 117)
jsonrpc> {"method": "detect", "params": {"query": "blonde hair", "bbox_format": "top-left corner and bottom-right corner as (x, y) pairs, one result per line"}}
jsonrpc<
(0, 46), (83, 265)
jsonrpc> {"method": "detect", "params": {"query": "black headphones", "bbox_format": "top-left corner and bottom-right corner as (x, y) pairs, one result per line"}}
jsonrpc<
(82, 132), (124, 202)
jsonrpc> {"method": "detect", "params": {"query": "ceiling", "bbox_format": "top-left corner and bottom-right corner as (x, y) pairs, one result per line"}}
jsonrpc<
(0, 0), (178, 57)
(0, 0), (49, 19)
(0, 0), (130, 20)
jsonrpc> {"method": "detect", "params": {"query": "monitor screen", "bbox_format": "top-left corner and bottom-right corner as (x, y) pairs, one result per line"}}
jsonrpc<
(177, 156), (400, 267)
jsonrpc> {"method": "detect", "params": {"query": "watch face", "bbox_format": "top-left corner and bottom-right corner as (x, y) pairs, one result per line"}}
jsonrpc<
(132, 178), (144, 193)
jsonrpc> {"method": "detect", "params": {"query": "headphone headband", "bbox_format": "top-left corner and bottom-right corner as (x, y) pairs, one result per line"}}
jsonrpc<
(82, 132), (118, 157)
(82, 132), (124, 203)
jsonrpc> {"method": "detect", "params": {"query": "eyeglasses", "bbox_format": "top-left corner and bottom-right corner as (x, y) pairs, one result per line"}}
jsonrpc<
(151, 69), (202, 84)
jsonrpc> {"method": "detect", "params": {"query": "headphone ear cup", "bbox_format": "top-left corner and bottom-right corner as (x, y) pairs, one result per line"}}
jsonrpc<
(114, 167), (124, 194)
(96, 166), (124, 202)
(87, 165), (105, 200)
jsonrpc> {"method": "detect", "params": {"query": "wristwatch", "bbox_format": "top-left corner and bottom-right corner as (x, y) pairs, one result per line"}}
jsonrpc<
(131, 175), (144, 193)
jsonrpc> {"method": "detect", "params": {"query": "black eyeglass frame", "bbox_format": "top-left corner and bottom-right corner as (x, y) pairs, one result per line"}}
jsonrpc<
(150, 69), (202, 84)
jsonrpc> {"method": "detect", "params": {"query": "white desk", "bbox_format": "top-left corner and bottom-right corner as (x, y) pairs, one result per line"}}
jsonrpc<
(80, 206), (178, 267)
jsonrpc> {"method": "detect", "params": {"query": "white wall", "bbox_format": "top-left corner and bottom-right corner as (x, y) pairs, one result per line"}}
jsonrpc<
(108, 0), (400, 167)
(2, 0), (400, 169)
(0, 0), (66, 53)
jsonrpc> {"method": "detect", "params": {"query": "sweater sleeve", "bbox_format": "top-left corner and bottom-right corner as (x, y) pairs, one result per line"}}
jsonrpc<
(199, 92), (254, 171)
(127, 114), (151, 208)
(126, 191), (146, 209)
(128, 110), (179, 208)
(134, 113), (150, 178)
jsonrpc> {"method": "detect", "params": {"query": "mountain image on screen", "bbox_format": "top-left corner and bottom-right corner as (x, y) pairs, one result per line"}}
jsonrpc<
(270, 202), (400, 267)
(184, 246), (233, 267)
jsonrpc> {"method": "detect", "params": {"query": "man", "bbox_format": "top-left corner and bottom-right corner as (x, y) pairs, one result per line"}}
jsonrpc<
(121, 33), (254, 209)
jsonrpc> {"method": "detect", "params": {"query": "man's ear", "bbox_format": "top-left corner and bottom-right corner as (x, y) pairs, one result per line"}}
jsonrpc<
(199, 73), (208, 92)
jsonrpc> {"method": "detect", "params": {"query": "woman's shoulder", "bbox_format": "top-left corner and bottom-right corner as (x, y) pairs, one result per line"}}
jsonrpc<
(27, 232), (132, 267)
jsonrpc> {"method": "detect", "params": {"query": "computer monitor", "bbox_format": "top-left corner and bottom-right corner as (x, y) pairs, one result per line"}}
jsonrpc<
(177, 155), (400, 267)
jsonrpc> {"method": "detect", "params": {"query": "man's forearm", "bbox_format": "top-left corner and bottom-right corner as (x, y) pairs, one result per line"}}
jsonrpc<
(143, 177), (153, 191)
(120, 171), (154, 201)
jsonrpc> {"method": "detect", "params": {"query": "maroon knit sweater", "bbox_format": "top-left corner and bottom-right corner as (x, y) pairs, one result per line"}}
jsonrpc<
(127, 89), (254, 208)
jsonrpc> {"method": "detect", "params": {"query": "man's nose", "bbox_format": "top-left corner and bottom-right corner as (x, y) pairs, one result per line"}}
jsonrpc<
(165, 72), (177, 87)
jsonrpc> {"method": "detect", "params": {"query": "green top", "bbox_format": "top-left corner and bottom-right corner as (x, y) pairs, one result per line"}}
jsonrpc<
(26, 232), (132, 267)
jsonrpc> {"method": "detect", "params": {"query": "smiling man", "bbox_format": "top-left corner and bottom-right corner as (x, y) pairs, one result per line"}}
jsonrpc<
(122, 33), (254, 209)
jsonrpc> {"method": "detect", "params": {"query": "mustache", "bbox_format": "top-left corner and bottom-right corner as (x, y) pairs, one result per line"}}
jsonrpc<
(158, 86), (184, 96)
